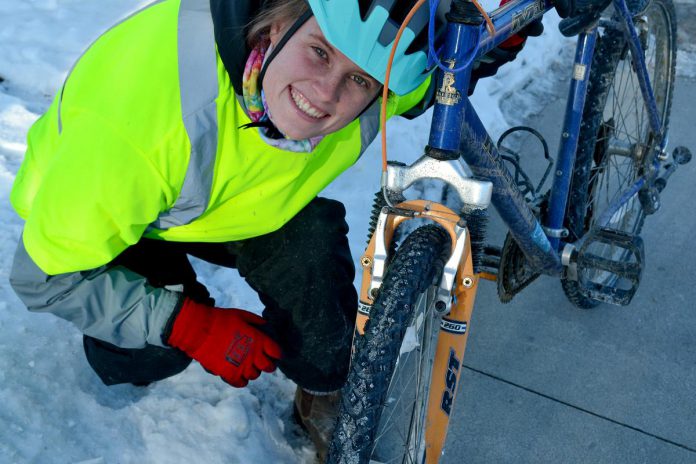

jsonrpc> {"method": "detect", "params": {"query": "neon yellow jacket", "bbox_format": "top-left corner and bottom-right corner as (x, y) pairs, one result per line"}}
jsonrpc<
(11, 0), (428, 276)
(8, 0), (429, 348)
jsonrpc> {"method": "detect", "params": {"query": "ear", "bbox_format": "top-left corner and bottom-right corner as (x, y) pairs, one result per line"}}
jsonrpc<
(268, 20), (288, 47)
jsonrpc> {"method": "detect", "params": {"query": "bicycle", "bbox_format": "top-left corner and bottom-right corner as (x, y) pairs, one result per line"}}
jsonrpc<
(325, 0), (689, 463)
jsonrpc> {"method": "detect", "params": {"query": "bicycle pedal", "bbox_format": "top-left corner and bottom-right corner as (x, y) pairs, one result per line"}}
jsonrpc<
(575, 227), (644, 306)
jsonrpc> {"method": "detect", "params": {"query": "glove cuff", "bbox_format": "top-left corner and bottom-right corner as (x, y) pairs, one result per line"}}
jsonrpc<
(165, 297), (211, 354)
(162, 295), (186, 344)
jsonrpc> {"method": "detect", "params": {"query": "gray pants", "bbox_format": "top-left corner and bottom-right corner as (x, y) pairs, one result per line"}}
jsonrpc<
(85, 197), (357, 392)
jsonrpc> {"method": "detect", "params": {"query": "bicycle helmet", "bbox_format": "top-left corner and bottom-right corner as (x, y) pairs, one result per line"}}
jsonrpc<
(306, 0), (450, 95)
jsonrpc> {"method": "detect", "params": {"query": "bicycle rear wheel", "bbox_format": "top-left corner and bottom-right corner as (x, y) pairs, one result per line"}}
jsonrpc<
(562, 0), (677, 308)
(327, 224), (451, 464)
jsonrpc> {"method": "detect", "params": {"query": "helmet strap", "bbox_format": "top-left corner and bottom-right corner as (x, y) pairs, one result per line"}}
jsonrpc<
(356, 89), (383, 119)
(255, 8), (382, 124)
(258, 9), (313, 89)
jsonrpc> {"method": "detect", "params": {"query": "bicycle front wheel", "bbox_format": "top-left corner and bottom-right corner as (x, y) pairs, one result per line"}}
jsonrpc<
(327, 224), (451, 464)
(562, 0), (677, 309)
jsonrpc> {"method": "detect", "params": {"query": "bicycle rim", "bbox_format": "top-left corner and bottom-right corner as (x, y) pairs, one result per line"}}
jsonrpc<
(370, 287), (440, 464)
(562, 0), (676, 308)
(586, 0), (675, 285)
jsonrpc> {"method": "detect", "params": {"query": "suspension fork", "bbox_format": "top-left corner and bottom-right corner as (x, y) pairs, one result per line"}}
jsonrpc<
(424, 232), (479, 464)
(355, 200), (466, 334)
(355, 200), (481, 463)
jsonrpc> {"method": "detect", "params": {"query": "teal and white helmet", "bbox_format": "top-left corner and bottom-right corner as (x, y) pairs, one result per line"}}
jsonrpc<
(306, 0), (450, 95)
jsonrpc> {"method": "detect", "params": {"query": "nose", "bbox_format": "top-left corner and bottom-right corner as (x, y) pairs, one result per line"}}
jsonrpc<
(312, 70), (343, 104)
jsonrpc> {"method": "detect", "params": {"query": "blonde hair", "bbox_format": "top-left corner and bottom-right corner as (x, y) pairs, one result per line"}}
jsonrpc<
(247, 0), (309, 47)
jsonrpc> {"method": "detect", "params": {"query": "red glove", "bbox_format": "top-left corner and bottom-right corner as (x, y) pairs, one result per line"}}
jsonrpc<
(166, 298), (282, 387)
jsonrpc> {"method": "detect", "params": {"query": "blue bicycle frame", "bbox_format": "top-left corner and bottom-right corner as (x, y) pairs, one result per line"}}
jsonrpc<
(427, 0), (665, 276)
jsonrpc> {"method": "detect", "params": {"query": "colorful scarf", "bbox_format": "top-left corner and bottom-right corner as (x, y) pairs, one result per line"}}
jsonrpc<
(242, 42), (324, 153)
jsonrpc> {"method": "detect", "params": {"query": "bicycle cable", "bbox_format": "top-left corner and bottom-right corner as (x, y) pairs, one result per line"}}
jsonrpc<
(379, 0), (495, 208)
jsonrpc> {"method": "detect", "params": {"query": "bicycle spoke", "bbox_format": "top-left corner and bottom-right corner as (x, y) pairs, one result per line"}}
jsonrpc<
(575, 1), (674, 289)
(371, 291), (437, 464)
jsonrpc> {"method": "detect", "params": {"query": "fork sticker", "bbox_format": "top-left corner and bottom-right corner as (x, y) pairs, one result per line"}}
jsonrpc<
(440, 348), (461, 415)
(440, 318), (467, 334)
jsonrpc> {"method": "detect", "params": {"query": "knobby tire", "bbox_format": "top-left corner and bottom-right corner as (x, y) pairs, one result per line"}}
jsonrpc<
(327, 224), (451, 464)
(562, 0), (677, 308)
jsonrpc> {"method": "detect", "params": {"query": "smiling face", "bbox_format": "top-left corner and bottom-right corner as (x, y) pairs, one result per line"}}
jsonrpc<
(262, 17), (381, 140)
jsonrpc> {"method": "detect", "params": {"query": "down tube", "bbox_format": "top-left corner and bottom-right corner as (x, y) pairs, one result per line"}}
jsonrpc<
(459, 99), (563, 275)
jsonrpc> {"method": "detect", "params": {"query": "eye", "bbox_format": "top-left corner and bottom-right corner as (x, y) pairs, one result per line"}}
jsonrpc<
(312, 46), (328, 60)
(351, 74), (370, 89)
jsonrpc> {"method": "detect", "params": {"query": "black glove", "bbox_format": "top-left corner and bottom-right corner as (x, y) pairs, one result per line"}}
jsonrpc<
(553, 0), (612, 18)
(468, 8), (544, 95)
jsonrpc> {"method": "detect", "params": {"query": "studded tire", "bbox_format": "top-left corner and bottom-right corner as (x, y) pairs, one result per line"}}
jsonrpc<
(561, 0), (677, 309)
(326, 225), (451, 464)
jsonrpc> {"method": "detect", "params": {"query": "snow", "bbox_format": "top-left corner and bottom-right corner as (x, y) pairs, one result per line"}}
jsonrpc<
(0, 1), (573, 462)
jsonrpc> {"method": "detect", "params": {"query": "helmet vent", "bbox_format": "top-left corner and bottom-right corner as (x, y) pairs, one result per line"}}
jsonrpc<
(357, 0), (375, 20)
(358, 0), (427, 28)
(309, 0), (449, 93)
(358, 0), (432, 53)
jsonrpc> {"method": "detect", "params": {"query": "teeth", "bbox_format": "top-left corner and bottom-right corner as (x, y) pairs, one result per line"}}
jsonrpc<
(291, 88), (327, 119)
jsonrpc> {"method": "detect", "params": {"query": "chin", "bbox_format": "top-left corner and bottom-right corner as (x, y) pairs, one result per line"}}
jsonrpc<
(280, 128), (309, 140)
(278, 123), (322, 141)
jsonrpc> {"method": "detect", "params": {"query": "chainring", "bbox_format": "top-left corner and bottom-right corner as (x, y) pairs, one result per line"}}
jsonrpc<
(497, 232), (541, 303)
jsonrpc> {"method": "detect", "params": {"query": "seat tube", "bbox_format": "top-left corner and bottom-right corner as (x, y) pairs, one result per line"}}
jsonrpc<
(428, 1), (482, 156)
(544, 28), (598, 250)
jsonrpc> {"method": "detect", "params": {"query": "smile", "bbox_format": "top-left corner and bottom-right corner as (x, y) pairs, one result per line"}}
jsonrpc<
(290, 87), (328, 119)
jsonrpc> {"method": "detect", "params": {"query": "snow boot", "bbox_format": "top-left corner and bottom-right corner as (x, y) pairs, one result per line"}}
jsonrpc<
(293, 387), (341, 462)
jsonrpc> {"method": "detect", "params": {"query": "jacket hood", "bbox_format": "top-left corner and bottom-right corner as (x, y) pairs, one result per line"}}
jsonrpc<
(210, 0), (263, 95)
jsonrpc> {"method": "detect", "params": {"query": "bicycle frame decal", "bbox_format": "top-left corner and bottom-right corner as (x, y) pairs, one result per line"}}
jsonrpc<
(440, 317), (468, 334)
(429, 22), (477, 151)
(435, 61), (463, 106)
(510, 0), (545, 32)
(476, 0), (554, 53)
(440, 348), (461, 415)
(356, 302), (371, 316)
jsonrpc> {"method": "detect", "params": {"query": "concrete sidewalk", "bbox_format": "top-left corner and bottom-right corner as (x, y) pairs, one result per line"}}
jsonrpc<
(443, 5), (696, 462)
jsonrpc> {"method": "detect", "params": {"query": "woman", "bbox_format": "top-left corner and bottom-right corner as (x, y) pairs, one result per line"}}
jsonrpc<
(9, 0), (554, 458)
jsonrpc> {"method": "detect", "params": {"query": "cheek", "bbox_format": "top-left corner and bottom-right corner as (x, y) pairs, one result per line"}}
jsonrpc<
(261, 61), (292, 117)
(263, 48), (315, 90)
(261, 72), (277, 96)
(339, 92), (377, 120)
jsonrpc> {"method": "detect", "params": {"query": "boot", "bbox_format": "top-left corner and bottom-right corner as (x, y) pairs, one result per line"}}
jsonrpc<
(293, 387), (341, 462)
